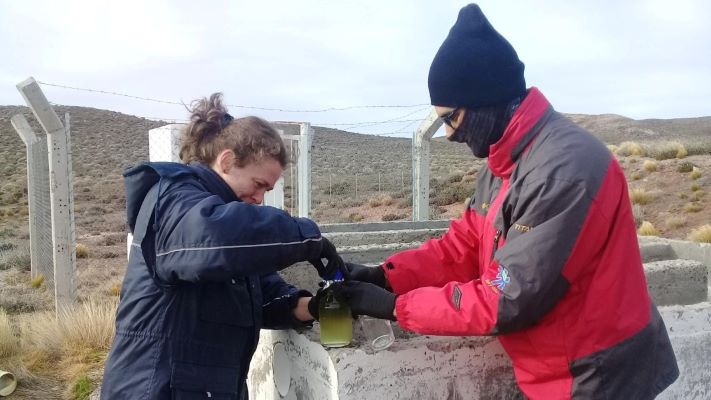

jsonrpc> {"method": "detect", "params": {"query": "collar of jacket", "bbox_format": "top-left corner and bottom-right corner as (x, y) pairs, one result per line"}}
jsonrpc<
(488, 87), (552, 178)
(189, 162), (241, 204)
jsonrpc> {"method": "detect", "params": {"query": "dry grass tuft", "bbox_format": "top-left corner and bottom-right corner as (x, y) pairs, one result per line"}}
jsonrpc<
(14, 299), (118, 393)
(348, 212), (364, 222)
(617, 141), (645, 157)
(30, 274), (45, 289)
(684, 203), (703, 213)
(678, 162), (695, 173)
(108, 283), (122, 297)
(629, 188), (653, 205)
(691, 191), (706, 202)
(665, 216), (687, 229)
(691, 183), (701, 192)
(606, 144), (619, 154)
(0, 308), (19, 358)
(648, 141), (688, 160)
(367, 197), (382, 208)
(688, 225), (711, 243)
(643, 160), (658, 172)
(75, 243), (90, 259)
(690, 167), (702, 180)
(637, 221), (659, 236)
(630, 171), (642, 181)
(382, 213), (407, 222)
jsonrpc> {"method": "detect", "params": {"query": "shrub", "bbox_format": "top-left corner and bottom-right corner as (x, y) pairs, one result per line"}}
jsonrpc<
(382, 213), (406, 222)
(684, 203), (703, 213)
(643, 160), (658, 172)
(0, 245), (31, 271)
(690, 167), (702, 180)
(75, 243), (89, 259)
(397, 197), (412, 209)
(678, 162), (695, 173)
(432, 183), (471, 207)
(380, 195), (394, 206)
(348, 212), (364, 222)
(691, 191), (706, 202)
(367, 197), (382, 208)
(325, 181), (352, 196)
(691, 183), (701, 192)
(31, 274), (45, 289)
(630, 171), (642, 181)
(606, 144), (619, 154)
(637, 221), (659, 236)
(665, 216), (687, 229)
(447, 172), (465, 184)
(648, 141), (688, 160)
(629, 188), (652, 205)
(617, 141), (645, 157)
(688, 225), (711, 243)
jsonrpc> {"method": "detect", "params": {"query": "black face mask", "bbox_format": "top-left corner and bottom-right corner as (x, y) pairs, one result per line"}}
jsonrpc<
(447, 97), (522, 158)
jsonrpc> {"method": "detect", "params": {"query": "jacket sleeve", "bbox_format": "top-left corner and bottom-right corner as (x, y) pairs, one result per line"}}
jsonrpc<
(260, 273), (313, 330)
(153, 180), (322, 283)
(382, 208), (481, 294)
(395, 178), (600, 335)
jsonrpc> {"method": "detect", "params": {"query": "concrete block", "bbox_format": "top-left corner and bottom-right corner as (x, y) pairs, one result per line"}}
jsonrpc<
(657, 302), (711, 400)
(644, 260), (707, 306)
(640, 241), (675, 263)
(248, 324), (522, 400)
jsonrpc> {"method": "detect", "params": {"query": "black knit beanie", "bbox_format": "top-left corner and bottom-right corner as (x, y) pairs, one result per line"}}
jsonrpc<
(428, 4), (526, 108)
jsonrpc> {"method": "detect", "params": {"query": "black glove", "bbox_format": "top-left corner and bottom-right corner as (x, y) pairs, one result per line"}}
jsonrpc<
(309, 238), (349, 280)
(330, 281), (397, 321)
(307, 287), (327, 321)
(345, 263), (387, 288)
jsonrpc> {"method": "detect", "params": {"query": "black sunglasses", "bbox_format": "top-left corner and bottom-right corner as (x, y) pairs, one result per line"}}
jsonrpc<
(439, 108), (461, 128)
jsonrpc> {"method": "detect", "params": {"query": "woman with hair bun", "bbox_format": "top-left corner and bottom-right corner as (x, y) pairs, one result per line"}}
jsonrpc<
(101, 93), (344, 399)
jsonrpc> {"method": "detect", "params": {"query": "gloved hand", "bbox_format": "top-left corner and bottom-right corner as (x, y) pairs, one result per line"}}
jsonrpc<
(345, 262), (387, 288)
(330, 281), (397, 321)
(309, 237), (349, 280)
(307, 287), (326, 321)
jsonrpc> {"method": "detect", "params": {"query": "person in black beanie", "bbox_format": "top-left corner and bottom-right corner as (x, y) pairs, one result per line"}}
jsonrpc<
(335, 4), (679, 399)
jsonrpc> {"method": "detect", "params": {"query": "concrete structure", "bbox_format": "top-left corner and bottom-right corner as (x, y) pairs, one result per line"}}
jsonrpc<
(411, 110), (442, 221)
(251, 222), (711, 399)
(11, 114), (54, 284)
(15, 77), (77, 313)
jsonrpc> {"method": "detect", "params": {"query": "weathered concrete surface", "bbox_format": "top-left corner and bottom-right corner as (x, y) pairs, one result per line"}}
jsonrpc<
(658, 302), (711, 400)
(324, 229), (445, 248)
(248, 324), (522, 400)
(644, 259), (708, 306)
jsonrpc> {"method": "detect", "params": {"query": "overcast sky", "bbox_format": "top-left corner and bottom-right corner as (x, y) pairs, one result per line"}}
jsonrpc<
(1, 0), (710, 137)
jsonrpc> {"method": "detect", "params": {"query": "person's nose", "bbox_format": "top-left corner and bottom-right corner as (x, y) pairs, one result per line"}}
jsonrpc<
(253, 190), (266, 205)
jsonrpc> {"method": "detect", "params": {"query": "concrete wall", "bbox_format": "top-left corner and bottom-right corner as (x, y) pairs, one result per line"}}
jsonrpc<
(253, 224), (711, 399)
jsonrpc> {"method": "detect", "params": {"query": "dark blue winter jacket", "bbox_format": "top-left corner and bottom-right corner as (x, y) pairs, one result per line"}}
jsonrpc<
(101, 162), (322, 399)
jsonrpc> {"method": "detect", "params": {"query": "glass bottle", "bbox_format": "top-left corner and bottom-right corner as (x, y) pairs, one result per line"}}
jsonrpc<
(318, 271), (352, 347)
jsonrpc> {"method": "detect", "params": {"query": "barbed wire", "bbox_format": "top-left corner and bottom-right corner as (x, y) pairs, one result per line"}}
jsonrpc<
(38, 81), (430, 113)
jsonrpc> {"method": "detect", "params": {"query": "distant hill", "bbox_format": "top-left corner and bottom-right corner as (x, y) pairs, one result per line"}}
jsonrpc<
(1, 104), (710, 237)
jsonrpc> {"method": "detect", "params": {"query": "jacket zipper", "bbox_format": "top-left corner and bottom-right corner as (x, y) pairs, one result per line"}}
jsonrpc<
(491, 229), (502, 261)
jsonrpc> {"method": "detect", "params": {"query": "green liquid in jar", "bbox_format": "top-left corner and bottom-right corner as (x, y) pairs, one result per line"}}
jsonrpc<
(319, 290), (352, 347)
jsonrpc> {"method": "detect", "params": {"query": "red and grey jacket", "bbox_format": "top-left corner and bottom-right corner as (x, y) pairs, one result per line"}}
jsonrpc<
(384, 88), (679, 399)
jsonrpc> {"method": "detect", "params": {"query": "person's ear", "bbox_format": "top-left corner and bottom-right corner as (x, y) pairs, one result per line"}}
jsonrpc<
(454, 109), (466, 126)
(216, 149), (236, 174)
